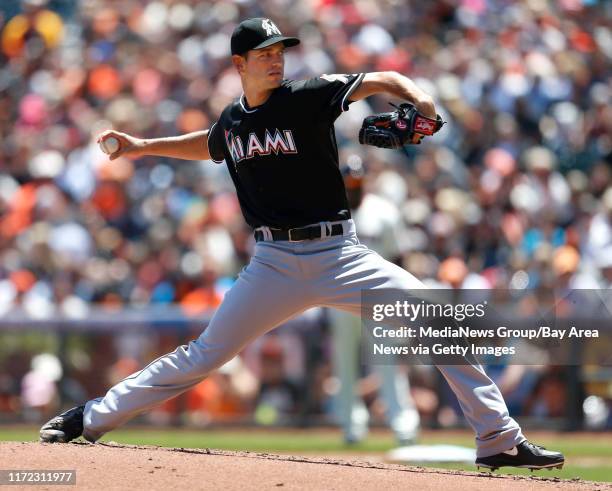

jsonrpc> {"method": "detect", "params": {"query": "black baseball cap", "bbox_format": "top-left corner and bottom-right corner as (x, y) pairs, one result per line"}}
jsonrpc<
(231, 18), (300, 56)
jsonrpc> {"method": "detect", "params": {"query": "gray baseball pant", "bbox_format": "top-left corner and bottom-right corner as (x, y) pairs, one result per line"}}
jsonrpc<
(83, 220), (524, 457)
(329, 308), (420, 443)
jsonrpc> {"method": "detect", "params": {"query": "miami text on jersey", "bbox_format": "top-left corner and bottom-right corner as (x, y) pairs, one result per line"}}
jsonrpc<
(224, 129), (298, 163)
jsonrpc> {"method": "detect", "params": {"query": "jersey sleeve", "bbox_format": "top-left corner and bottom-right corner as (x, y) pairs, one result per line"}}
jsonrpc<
(206, 121), (225, 164)
(298, 73), (365, 121)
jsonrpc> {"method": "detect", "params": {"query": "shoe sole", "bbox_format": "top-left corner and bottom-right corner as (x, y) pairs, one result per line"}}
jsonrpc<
(39, 429), (68, 443)
(476, 461), (564, 471)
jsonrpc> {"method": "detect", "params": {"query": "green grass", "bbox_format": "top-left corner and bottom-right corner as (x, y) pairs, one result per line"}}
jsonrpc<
(2, 426), (611, 483)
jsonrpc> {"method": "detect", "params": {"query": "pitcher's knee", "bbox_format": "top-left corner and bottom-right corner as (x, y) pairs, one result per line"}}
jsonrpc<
(176, 338), (233, 378)
(138, 338), (230, 385)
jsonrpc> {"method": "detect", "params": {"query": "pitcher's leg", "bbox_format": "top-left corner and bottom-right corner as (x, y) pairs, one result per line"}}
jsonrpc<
(436, 364), (523, 457)
(83, 257), (311, 441)
(321, 247), (523, 457)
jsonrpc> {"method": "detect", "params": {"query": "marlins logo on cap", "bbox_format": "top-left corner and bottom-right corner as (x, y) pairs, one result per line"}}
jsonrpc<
(261, 19), (282, 37)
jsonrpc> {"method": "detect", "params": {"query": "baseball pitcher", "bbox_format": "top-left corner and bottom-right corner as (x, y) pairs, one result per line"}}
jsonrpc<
(40, 17), (564, 472)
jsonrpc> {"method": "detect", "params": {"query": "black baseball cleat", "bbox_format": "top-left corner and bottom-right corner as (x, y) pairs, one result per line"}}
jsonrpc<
(475, 440), (565, 471)
(39, 405), (85, 443)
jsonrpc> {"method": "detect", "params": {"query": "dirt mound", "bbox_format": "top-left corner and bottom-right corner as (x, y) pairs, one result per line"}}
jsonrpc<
(1, 441), (609, 490)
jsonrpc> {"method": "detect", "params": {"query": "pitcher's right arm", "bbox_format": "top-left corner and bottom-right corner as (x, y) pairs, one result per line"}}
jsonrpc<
(96, 129), (213, 161)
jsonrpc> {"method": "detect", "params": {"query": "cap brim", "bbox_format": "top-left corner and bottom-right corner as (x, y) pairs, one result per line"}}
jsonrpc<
(252, 36), (300, 51)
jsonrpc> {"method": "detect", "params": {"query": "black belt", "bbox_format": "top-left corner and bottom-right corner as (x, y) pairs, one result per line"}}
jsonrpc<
(254, 223), (345, 242)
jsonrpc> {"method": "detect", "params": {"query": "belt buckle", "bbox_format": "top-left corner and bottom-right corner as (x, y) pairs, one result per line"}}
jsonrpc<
(287, 227), (301, 242)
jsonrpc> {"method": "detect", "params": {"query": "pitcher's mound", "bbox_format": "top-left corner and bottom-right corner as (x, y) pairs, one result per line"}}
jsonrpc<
(1, 441), (606, 490)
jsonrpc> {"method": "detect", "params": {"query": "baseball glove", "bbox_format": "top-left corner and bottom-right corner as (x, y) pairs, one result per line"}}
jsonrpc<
(359, 102), (445, 148)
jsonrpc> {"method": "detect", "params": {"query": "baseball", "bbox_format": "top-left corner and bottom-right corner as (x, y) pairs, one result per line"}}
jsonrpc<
(100, 136), (120, 154)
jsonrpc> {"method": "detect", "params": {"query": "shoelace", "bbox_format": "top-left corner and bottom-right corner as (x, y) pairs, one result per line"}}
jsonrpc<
(524, 441), (547, 451)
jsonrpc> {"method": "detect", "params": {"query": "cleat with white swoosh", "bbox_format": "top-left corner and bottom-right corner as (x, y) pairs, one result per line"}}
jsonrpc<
(475, 440), (565, 471)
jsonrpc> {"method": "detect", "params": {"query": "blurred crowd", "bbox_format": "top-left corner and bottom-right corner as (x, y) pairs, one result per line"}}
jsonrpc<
(0, 0), (611, 430)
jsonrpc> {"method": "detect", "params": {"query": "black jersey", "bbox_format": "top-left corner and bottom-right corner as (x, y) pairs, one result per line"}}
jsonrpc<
(207, 73), (365, 229)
